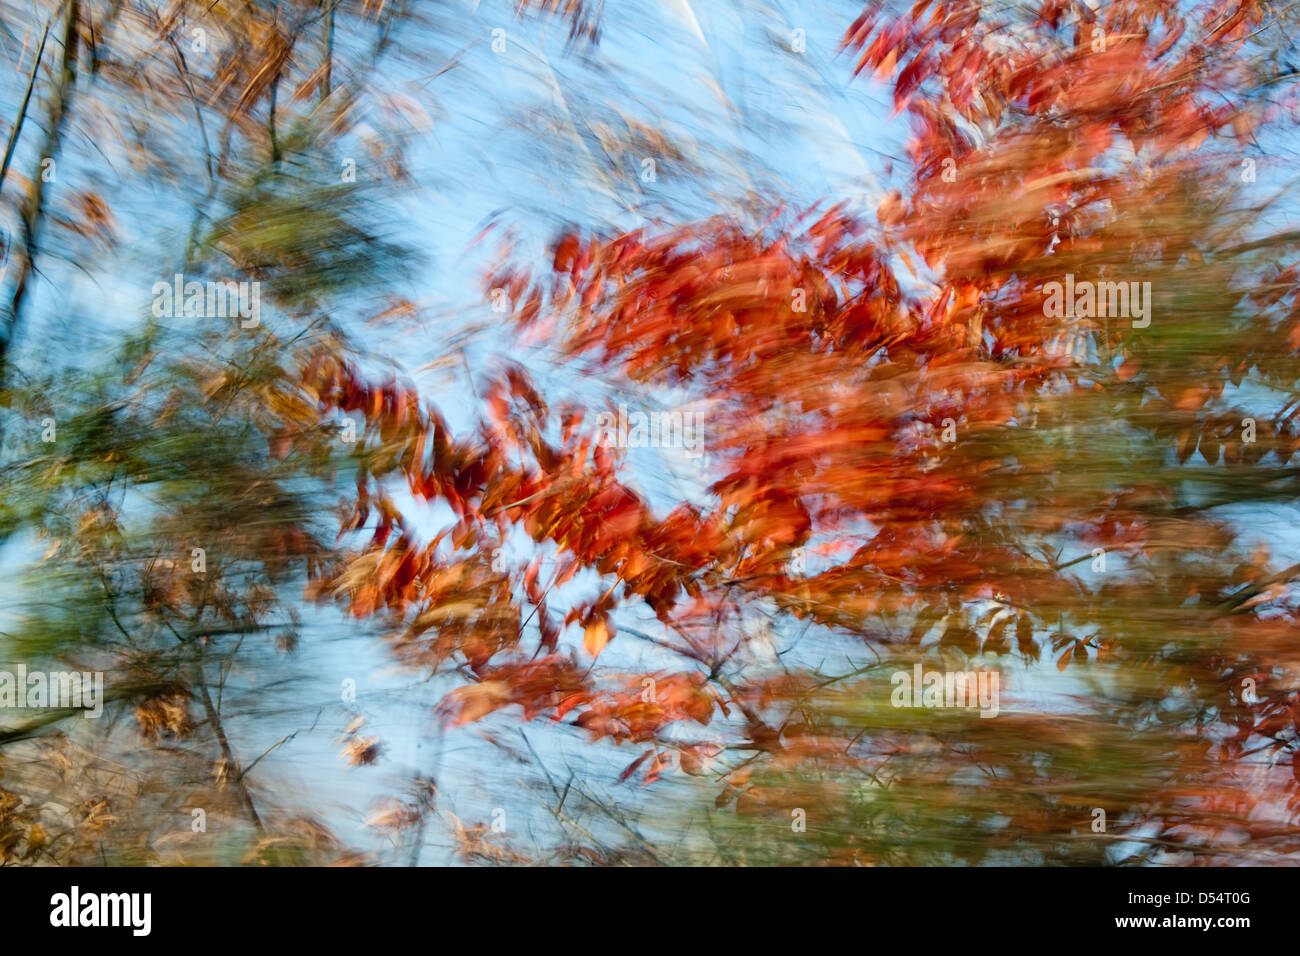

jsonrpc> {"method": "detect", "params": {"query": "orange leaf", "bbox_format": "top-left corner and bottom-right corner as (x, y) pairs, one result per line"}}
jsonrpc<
(619, 749), (653, 782)
(584, 617), (612, 658)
